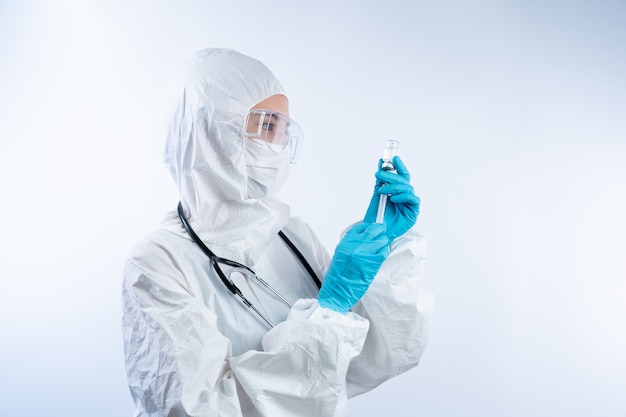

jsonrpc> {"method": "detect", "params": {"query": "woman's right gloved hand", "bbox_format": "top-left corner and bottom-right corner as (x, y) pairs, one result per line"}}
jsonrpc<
(318, 222), (390, 314)
(364, 156), (420, 242)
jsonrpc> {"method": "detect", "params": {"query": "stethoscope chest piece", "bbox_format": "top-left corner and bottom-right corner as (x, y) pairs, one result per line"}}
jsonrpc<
(177, 202), (320, 328)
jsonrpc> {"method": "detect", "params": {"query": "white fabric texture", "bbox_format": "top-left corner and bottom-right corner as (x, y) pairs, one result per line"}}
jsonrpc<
(161, 47), (289, 266)
(122, 48), (434, 417)
(244, 138), (291, 199)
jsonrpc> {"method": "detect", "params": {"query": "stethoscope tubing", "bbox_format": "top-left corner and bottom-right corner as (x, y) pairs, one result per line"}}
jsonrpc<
(177, 202), (321, 328)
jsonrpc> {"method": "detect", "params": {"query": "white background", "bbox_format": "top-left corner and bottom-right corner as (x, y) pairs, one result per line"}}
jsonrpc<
(1, 1), (625, 416)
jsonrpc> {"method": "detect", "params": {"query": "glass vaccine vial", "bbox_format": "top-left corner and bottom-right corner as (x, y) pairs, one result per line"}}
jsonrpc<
(375, 140), (400, 224)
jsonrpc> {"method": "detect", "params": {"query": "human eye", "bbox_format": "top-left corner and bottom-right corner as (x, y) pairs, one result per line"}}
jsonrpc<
(262, 122), (275, 132)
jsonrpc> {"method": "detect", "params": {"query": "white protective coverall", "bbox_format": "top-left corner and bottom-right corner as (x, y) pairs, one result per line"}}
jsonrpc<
(122, 48), (434, 417)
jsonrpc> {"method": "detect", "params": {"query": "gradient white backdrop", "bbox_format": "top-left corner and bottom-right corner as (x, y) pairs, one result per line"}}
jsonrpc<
(1, 1), (625, 416)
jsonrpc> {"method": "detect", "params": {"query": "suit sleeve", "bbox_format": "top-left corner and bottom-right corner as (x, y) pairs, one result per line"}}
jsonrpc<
(122, 239), (370, 417)
(346, 227), (434, 397)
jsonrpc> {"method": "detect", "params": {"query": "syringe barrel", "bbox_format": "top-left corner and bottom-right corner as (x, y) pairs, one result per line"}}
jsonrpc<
(375, 194), (388, 224)
(375, 140), (400, 223)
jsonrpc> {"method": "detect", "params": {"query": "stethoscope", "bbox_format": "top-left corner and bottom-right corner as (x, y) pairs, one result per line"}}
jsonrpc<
(177, 202), (322, 327)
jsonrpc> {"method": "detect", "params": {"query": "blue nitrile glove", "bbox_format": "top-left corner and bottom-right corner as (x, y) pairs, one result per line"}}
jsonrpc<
(318, 222), (390, 314)
(364, 156), (420, 242)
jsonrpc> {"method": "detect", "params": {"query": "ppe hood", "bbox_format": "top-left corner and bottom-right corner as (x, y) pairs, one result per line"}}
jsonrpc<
(161, 48), (290, 265)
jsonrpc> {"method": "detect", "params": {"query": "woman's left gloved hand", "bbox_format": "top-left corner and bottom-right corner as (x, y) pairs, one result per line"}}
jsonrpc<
(318, 222), (390, 314)
(364, 156), (420, 242)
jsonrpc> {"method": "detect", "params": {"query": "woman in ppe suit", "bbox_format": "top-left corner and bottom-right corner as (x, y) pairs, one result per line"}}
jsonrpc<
(122, 48), (433, 417)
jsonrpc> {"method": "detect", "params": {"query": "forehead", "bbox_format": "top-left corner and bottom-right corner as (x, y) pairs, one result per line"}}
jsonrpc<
(251, 94), (289, 117)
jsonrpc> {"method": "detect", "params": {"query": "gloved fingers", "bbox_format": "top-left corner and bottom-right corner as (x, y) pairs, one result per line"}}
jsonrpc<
(361, 222), (387, 240)
(371, 159), (385, 186)
(378, 181), (413, 196)
(392, 156), (411, 180)
(346, 222), (370, 235)
(375, 169), (411, 187)
(354, 234), (389, 257)
(340, 223), (389, 253)
(374, 156), (412, 186)
(365, 224), (390, 251)
(375, 240), (391, 257)
(346, 222), (386, 238)
(389, 191), (420, 206)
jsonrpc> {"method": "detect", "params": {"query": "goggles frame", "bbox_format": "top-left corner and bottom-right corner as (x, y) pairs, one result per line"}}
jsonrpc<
(244, 109), (303, 163)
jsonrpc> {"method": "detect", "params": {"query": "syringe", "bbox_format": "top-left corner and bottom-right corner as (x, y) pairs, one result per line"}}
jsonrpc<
(375, 140), (400, 224)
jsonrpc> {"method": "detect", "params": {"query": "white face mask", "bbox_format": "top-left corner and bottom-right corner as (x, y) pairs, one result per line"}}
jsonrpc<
(245, 139), (291, 199)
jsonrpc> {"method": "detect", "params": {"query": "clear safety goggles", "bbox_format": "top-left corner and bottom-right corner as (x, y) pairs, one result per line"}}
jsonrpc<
(244, 109), (303, 163)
